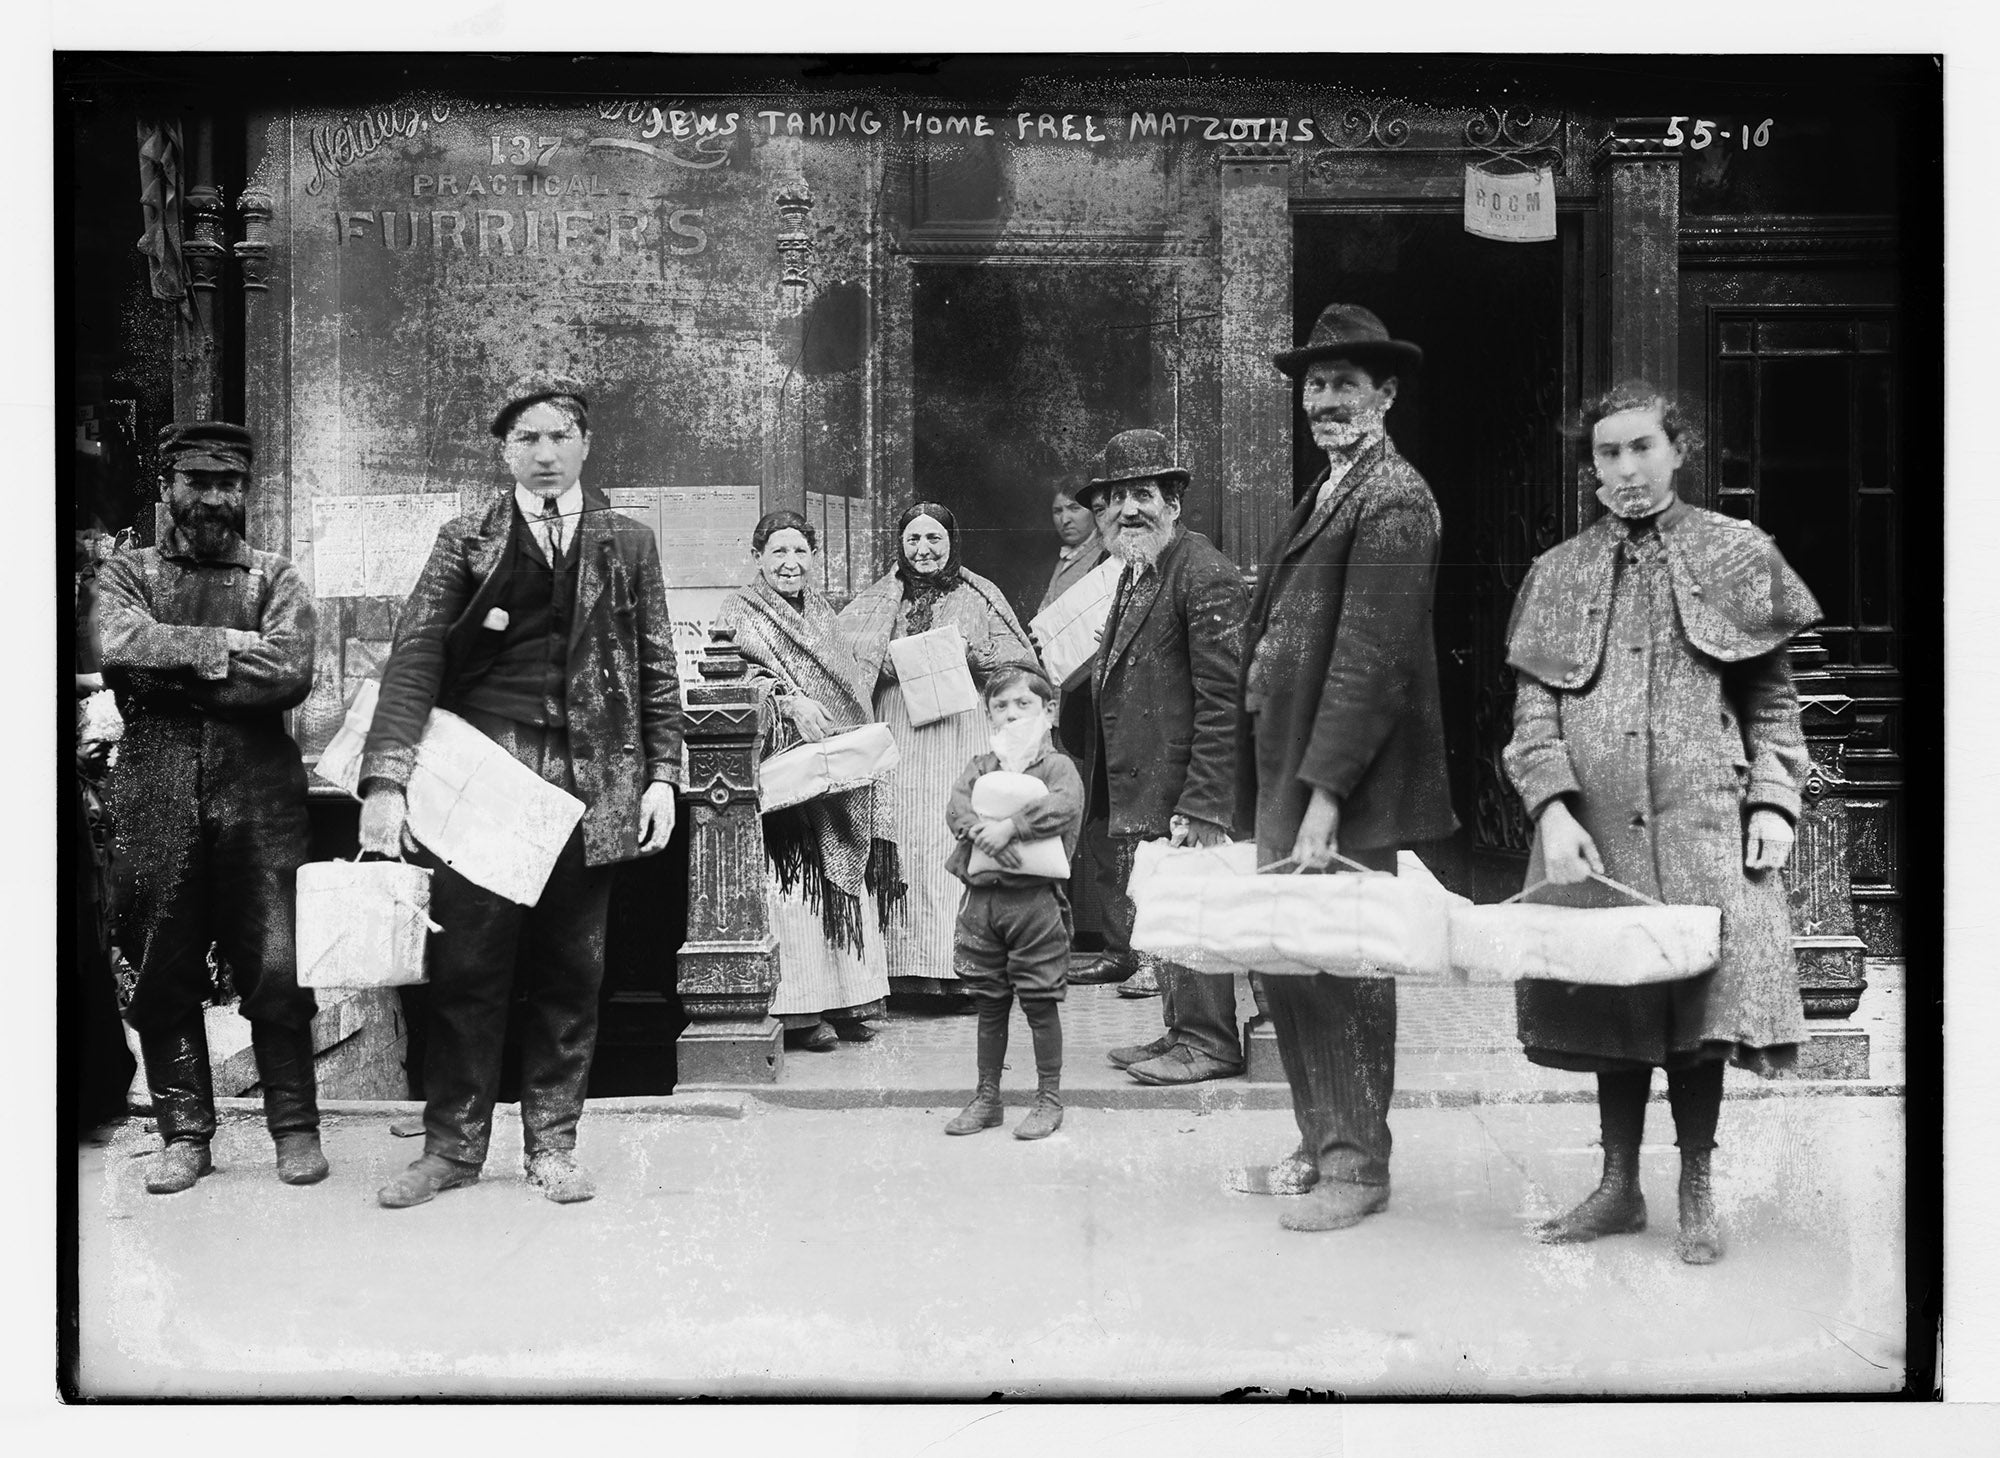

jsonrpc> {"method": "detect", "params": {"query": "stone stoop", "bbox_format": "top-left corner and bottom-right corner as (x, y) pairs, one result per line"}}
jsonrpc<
(205, 988), (410, 1101)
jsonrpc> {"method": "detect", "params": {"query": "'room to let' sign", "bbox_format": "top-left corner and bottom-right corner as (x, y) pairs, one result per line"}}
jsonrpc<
(1463, 164), (1557, 242)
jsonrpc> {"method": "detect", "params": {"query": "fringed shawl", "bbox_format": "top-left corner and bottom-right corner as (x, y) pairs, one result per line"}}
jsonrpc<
(715, 576), (904, 954)
(1507, 498), (1822, 690)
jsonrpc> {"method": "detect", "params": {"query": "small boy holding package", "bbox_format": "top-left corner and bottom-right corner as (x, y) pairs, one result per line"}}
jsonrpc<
(942, 667), (1085, 1140)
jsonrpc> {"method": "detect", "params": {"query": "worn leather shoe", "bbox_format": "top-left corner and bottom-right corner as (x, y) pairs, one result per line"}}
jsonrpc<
(377, 1153), (481, 1208)
(785, 1021), (839, 1052)
(1279, 1180), (1390, 1232)
(1068, 952), (1137, 985)
(1107, 1034), (1175, 1070)
(945, 1085), (1004, 1135)
(1226, 1151), (1320, 1196)
(1013, 1094), (1064, 1141)
(274, 1131), (330, 1186)
(1535, 1184), (1647, 1244)
(829, 1019), (878, 1043)
(1115, 964), (1162, 998)
(1675, 1149), (1722, 1265)
(145, 1140), (213, 1195)
(1125, 1044), (1244, 1086)
(525, 1150), (597, 1204)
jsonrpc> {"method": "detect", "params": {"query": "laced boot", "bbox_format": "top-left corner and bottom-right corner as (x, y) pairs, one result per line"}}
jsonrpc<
(253, 1021), (329, 1186)
(1675, 1147), (1723, 1265)
(945, 1080), (1004, 1136)
(1536, 1140), (1646, 1244)
(140, 1014), (216, 1195)
(1013, 1091), (1064, 1141)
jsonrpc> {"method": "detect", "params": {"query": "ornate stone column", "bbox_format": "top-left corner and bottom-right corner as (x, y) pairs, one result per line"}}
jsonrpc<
(1595, 120), (1680, 397)
(674, 632), (784, 1082)
(764, 163), (815, 518)
(1788, 631), (1872, 1078)
(1216, 141), (1293, 574)
(174, 116), (228, 422)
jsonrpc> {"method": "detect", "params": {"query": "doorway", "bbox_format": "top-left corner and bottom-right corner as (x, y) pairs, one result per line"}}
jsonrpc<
(1292, 211), (1573, 895)
(910, 262), (1168, 624)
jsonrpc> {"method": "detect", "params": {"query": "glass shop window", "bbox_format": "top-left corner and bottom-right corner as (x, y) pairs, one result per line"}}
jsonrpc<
(1710, 308), (1899, 669)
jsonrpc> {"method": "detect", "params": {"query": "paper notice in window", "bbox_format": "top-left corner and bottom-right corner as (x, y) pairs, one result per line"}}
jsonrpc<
(1028, 555), (1123, 690)
(310, 492), (463, 599)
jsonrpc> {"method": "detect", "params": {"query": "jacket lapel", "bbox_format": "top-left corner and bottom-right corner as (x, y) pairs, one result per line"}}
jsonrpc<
(1282, 437), (1388, 561)
(449, 493), (516, 637)
(1101, 530), (1179, 679)
(570, 487), (615, 652)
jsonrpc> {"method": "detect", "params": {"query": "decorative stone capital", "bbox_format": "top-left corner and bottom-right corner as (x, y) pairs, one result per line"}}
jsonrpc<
(183, 183), (228, 292)
(234, 181), (274, 292)
(773, 175), (816, 292)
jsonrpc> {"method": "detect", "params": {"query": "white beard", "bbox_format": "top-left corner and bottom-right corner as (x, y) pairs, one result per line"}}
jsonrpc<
(1110, 517), (1174, 570)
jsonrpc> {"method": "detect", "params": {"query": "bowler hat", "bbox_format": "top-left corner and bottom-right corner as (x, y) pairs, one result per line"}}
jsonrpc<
(158, 420), (254, 473)
(1273, 303), (1423, 380)
(1082, 429), (1189, 506)
(491, 371), (590, 438)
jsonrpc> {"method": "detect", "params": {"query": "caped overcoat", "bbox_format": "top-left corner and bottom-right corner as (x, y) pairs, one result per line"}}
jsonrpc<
(1503, 496), (1817, 1070)
(360, 487), (685, 867)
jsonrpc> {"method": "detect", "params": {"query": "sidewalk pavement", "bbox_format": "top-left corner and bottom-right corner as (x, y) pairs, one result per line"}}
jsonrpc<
(76, 1086), (1907, 1398)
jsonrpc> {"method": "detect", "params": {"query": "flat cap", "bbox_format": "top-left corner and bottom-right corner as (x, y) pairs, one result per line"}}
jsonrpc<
(158, 420), (254, 473)
(491, 371), (590, 438)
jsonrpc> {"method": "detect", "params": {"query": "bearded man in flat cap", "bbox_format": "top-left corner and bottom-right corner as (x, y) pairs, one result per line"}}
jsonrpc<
(359, 374), (686, 1208)
(96, 421), (326, 1195)
(1233, 305), (1456, 1232)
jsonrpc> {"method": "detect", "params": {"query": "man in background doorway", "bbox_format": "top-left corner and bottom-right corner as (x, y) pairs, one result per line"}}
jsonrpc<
(1036, 469), (1118, 979)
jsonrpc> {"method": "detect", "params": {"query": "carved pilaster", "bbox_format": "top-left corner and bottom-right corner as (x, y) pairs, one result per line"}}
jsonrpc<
(172, 121), (226, 421)
(674, 632), (783, 1082)
(1788, 631), (1871, 1078)
(765, 169), (814, 517)
(1216, 146), (1291, 569)
(1594, 120), (1680, 399)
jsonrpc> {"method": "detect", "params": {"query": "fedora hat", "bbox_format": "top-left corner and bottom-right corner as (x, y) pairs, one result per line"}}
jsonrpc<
(1273, 303), (1423, 380)
(1083, 429), (1189, 506)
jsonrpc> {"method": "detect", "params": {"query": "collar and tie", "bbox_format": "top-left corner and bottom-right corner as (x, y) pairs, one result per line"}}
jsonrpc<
(538, 498), (564, 562)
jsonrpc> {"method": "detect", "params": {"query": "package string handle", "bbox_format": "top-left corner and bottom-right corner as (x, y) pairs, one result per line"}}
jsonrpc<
(1505, 870), (1662, 908)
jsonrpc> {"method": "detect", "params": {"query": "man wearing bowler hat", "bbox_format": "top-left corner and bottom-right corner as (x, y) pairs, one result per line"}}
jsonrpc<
(1080, 429), (1249, 1084)
(1232, 305), (1457, 1230)
(359, 373), (686, 1208)
(96, 421), (328, 1195)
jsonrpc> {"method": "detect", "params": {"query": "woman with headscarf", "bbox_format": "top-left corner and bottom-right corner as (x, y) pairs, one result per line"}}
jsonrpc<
(839, 502), (1043, 1000)
(715, 510), (900, 1051)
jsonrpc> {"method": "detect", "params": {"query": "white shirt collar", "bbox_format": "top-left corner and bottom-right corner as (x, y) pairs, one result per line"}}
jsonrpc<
(515, 480), (584, 554)
(1314, 434), (1381, 507)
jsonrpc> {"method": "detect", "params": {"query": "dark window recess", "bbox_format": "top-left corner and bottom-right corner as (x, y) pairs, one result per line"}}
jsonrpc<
(918, 134), (1007, 224)
(1709, 307), (1899, 669)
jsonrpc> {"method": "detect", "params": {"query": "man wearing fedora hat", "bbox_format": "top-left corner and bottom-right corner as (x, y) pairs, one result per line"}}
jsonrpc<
(359, 373), (686, 1208)
(1079, 428), (1249, 1085)
(1232, 305), (1457, 1230)
(95, 421), (328, 1194)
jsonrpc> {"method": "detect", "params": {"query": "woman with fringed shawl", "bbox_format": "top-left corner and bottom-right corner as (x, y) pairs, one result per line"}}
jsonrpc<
(839, 502), (1042, 1001)
(716, 512), (900, 1050)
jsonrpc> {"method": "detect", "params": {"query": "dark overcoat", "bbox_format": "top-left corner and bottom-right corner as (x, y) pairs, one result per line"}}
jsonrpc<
(1087, 526), (1246, 839)
(360, 487), (685, 867)
(1235, 436), (1457, 858)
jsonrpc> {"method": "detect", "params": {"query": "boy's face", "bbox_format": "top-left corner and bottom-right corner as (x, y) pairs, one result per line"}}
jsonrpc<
(986, 682), (1046, 729)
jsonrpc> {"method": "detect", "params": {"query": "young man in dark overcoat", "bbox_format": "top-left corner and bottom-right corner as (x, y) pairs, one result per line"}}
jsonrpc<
(1233, 306), (1458, 1231)
(358, 374), (685, 1208)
